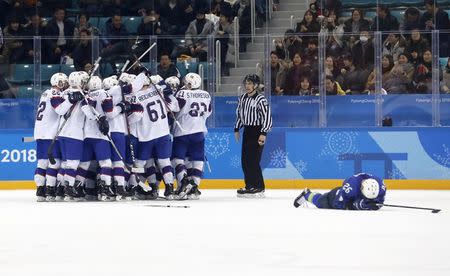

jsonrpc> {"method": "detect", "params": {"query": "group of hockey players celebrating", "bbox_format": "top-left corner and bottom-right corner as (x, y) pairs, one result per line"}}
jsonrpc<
(33, 62), (211, 202)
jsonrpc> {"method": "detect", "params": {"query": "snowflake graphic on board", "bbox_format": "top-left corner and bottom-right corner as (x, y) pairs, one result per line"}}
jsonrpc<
(387, 167), (404, 179)
(433, 144), (450, 168)
(205, 133), (231, 159)
(294, 160), (308, 174)
(230, 155), (241, 168)
(319, 131), (359, 158)
(269, 147), (288, 168)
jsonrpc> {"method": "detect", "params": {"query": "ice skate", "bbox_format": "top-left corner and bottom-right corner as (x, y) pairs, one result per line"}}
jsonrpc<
(187, 185), (201, 200)
(36, 186), (46, 202)
(73, 180), (86, 202)
(164, 183), (175, 200)
(147, 183), (159, 200)
(293, 188), (310, 208)
(45, 186), (56, 202)
(84, 186), (98, 201)
(115, 185), (132, 201)
(55, 181), (65, 201)
(99, 181), (115, 201)
(177, 178), (196, 200)
(64, 182), (76, 202)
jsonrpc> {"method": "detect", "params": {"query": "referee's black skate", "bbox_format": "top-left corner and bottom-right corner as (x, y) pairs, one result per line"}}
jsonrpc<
(45, 186), (56, 202)
(237, 187), (265, 198)
(164, 183), (175, 200)
(36, 186), (46, 202)
(293, 188), (310, 208)
(99, 181), (115, 201)
(237, 187), (251, 197)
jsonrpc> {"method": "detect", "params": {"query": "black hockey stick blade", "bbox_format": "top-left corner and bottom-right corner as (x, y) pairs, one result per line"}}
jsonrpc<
(144, 204), (190, 208)
(377, 203), (441, 213)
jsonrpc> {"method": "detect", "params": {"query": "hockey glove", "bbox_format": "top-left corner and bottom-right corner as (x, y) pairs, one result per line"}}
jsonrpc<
(97, 116), (110, 136)
(121, 83), (132, 95)
(352, 199), (380, 211)
(68, 91), (84, 104)
(117, 101), (131, 114)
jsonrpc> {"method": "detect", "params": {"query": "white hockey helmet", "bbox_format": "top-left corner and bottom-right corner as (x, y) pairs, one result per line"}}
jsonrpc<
(128, 74), (137, 83)
(142, 75), (151, 86)
(361, 178), (380, 199)
(78, 71), (90, 85)
(68, 71), (83, 88)
(50, 72), (68, 89)
(88, 76), (103, 91)
(102, 76), (119, 90)
(119, 72), (130, 83)
(165, 76), (180, 91)
(184, 73), (202, 89)
(149, 74), (163, 84)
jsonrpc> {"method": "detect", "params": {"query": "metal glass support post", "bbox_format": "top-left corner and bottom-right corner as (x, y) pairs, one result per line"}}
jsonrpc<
(374, 31), (383, 127)
(251, 0), (256, 43)
(318, 32), (327, 127)
(264, 34), (271, 100)
(234, 16), (239, 68)
(33, 36), (41, 104)
(207, 35), (216, 128)
(149, 35), (158, 74)
(432, 30), (440, 127)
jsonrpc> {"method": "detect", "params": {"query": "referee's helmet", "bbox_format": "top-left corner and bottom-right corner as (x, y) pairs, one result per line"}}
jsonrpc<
(243, 74), (260, 86)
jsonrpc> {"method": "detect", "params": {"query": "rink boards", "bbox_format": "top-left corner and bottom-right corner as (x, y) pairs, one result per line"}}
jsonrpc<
(1, 127), (450, 189)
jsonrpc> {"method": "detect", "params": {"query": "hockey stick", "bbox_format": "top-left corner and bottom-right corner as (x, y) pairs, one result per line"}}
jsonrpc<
(126, 42), (156, 72)
(144, 204), (190, 208)
(377, 203), (441, 213)
(47, 57), (102, 165)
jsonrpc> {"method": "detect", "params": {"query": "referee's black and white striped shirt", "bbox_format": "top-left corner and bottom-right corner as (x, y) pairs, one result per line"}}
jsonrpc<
(234, 92), (273, 135)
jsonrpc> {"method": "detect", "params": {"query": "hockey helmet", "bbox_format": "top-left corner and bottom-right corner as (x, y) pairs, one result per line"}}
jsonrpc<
(50, 72), (68, 89)
(102, 76), (119, 90)
(361, 178), (380, 199)
(149, 74), (163, 85)
(165, 76), (180, 91)
(88, 76), (103, 91)
(184, 73), (201, 89)
(68, 72), (83, 88)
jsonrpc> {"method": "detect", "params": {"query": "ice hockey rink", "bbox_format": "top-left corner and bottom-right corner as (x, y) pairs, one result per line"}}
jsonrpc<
(0, 189), (449, 276)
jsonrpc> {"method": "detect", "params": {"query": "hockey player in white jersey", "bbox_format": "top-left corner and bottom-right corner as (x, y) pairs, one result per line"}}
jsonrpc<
(74, 76), (114, 201)
(125, 72), (179, 199)
(102, 75), (133, 200)
(53, 71), (91, 201)
(34, 72), (68, 201)
(172, 73), (212, 199)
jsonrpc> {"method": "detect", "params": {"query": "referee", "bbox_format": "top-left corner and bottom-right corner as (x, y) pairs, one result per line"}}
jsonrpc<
(234, 74), (272, 198)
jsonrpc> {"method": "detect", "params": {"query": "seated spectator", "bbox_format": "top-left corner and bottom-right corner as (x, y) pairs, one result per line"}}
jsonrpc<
(338, 54), (370, 94)
(420, 0), (450, 56)
(325, 75), (346, 95)
(322, 12), (346, 58)
(284, 53), (312, 95)
(365, 54), (394, 93)
(185, 7), (215, 61)
(74, 13), (99, 39)
(212, 0), (233, 17)
(404, 29), (429, 61)
(72, 29), (92, 71)
(214, 8), (235, 75)
(234, 0), (251, 52)
(297, 77), (317, 96)
(137, 8), (172, 56)
(351, 30), (374, 70)
(384, 64), (414, 94)
(295, 10), (320, 34)
(157, 53), (181, 80)
(371, 5), (399, 32)
(269, 51), (287, 95)
(402, 7), (421, 32)
(343, 9), (370, 47)
(325, 56), (340, 79)
(79, 0), (102, 15)
(0, 17), (29, 64)
(396, 53), (415, 80)
(23, 13), (46, 36)
(413, 49), (434, 93)
(0, 73), (16, 98)
(275, 29), (303, 62)
(303, 38), (319, 86)
(382, 33), (405, 62)
(43, 7), (75, 64)
(160, 0), (193, 35)
(442, 58), (450, 93)
(100, 13), (130, 73)
(317, 0), (343, 17)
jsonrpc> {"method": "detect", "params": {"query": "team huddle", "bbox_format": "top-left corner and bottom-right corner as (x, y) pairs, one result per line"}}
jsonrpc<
(33, 68), (211, 202)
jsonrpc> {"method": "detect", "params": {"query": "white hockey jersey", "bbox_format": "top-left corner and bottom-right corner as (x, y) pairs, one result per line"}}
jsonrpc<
(132, 85), (178, 142)
(105, 85), (127, 134)
(173, 88), (212, 137)
(82, 89), (113, 140)
(34, 88), (62, 140)
(54, 88), (85, 141)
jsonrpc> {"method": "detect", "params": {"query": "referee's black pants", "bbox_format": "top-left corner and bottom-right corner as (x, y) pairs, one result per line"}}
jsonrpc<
(241, 126), (265, 190)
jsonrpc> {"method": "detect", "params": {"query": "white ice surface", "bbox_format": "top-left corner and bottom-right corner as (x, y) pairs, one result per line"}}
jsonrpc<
(0, 190), (449, 276)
